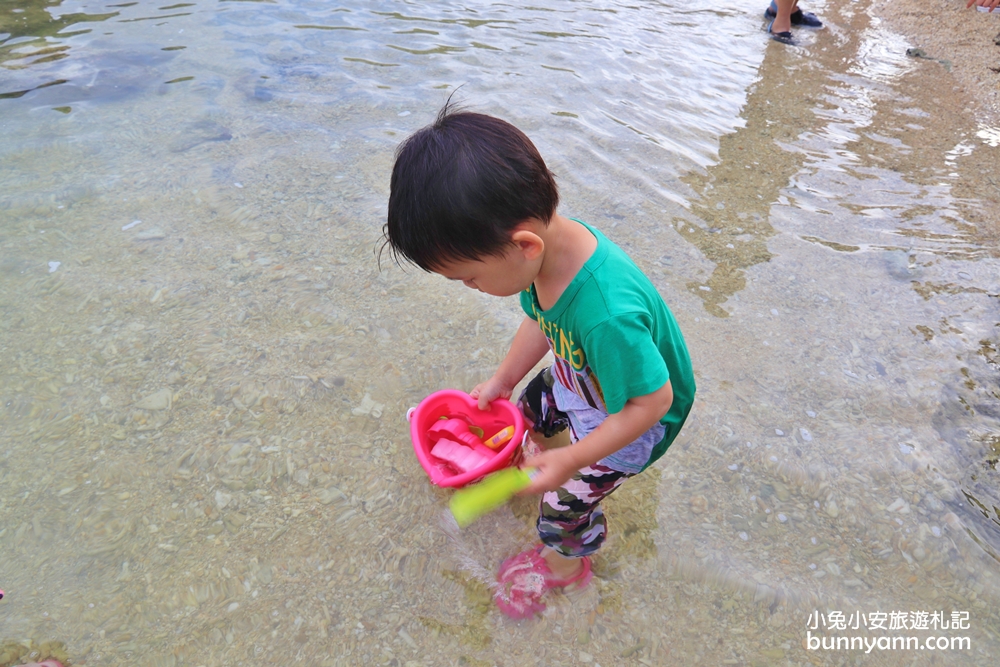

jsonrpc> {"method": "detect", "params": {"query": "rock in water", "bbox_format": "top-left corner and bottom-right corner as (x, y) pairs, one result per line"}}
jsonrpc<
(136, 388), (172, 410)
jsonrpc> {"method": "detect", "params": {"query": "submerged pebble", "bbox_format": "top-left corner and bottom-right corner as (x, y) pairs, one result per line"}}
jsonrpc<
(135, 388), (172, 411)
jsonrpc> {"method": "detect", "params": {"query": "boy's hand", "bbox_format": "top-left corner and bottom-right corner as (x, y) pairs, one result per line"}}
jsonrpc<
(520, 446), (581, 494)
(469, 376), (513, 411)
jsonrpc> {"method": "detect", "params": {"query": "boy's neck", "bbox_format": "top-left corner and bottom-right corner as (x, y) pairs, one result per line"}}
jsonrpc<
(532, 214), (597, 310)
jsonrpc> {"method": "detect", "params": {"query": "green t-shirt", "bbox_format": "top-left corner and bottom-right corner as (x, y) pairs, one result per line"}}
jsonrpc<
(520, 221), (695, 470)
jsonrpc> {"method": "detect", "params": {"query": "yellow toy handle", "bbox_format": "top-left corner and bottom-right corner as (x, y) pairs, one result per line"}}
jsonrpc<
(449, 467), (536, 528)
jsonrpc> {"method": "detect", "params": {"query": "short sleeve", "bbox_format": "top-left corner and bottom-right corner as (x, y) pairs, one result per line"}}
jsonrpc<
(584, 313), (669, 414)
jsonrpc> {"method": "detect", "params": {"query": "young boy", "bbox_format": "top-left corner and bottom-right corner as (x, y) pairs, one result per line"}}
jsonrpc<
(385, 104), (695, 617)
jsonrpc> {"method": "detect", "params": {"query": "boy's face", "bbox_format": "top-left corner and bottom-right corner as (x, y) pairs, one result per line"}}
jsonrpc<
(433, 245), (538, 297)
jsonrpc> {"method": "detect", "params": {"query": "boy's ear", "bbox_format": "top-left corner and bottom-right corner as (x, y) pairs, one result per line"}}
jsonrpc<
(510, 229), (544, 261)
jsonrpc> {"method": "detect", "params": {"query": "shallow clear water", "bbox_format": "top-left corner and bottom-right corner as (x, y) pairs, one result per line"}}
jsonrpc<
(1, 0), (999, 665)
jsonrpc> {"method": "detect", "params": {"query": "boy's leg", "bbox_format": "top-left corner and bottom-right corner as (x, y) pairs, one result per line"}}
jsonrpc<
(537, 464), (634, 577)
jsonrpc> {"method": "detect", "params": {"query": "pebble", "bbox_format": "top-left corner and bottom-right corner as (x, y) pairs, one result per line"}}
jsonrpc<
(215, 490), (232, 510)
(136, 389), (172, 411)
(316, 487), (345, 505)
(825, 501), (839, 518)
(227, 602), (240, 612)
(135, 228), (166, 240)
(351, 393), (384, 419)
(886, 497), (910, 514)
(224, 512), (246, 532)
(398, 628), (417, 649)
(269, 234), (283, 243)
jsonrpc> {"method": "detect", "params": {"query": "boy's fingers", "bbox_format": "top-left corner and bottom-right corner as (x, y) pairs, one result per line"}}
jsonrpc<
(520, 469), (560, 495)
(518, 475), (545, 495)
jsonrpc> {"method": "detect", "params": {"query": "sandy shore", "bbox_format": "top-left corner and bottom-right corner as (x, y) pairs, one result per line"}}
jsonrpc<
(874, 0), (1000, 126)
(870, 0), (1000, 244)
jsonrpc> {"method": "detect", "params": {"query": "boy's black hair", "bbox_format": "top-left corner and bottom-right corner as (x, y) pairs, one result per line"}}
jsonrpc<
(383, 102), (559, 271)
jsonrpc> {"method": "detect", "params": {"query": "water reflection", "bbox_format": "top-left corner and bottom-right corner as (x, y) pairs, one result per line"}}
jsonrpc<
(0, 0), (120, 100)
(0, 0), (118, 65)
(677, 40), (817, 318)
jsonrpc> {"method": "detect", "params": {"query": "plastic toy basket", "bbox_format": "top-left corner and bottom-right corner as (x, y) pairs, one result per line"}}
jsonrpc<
(407, 389), (525, 488)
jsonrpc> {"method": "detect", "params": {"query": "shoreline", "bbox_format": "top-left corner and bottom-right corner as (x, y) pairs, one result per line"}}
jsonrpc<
(873, 0), (1000, 127)
(871, 0), (1000, 244)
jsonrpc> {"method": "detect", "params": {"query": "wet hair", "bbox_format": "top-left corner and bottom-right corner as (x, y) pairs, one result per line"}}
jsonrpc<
(383, 102), (559, 271)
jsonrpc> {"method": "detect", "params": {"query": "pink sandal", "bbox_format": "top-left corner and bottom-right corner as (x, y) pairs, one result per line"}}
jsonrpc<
(494, 545), (592, 619)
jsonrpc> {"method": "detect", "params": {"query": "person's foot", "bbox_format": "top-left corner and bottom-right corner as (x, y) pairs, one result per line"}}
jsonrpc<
(764, 2), (823, 28)
(767, 20), (796, 45)
(495, 545), (593, 618)
(542, 547), (585, 580)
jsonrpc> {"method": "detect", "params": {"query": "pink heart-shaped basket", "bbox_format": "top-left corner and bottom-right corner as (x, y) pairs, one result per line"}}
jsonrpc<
(407, 389), (525, 488)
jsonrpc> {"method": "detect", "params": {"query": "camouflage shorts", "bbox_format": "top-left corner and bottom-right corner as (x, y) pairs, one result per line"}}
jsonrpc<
(518, 368), (635, 557)
(536, 464), (633, 558)
(516, 367), (569, 439)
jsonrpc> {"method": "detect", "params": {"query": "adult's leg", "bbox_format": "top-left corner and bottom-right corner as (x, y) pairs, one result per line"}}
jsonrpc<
(770, 0), (797, 34)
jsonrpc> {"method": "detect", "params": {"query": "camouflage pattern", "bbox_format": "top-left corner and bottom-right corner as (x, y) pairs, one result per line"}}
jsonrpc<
(517, 367), (570, 438)
(537, 464), (633, 558)
(519, 367), (636, 557)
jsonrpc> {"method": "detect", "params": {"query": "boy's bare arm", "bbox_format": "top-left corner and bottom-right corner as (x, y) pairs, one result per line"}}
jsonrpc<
(470, 317), (550, 409)
(522, 380), (674, 493)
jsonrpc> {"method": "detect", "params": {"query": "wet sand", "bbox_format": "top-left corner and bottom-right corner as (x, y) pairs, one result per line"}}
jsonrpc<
(872, 0), (1000, 242)
(874, 0), (1000, 125)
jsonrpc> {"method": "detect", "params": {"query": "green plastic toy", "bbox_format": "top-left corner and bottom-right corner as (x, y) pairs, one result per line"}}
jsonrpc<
(448, 467), (537, 528)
